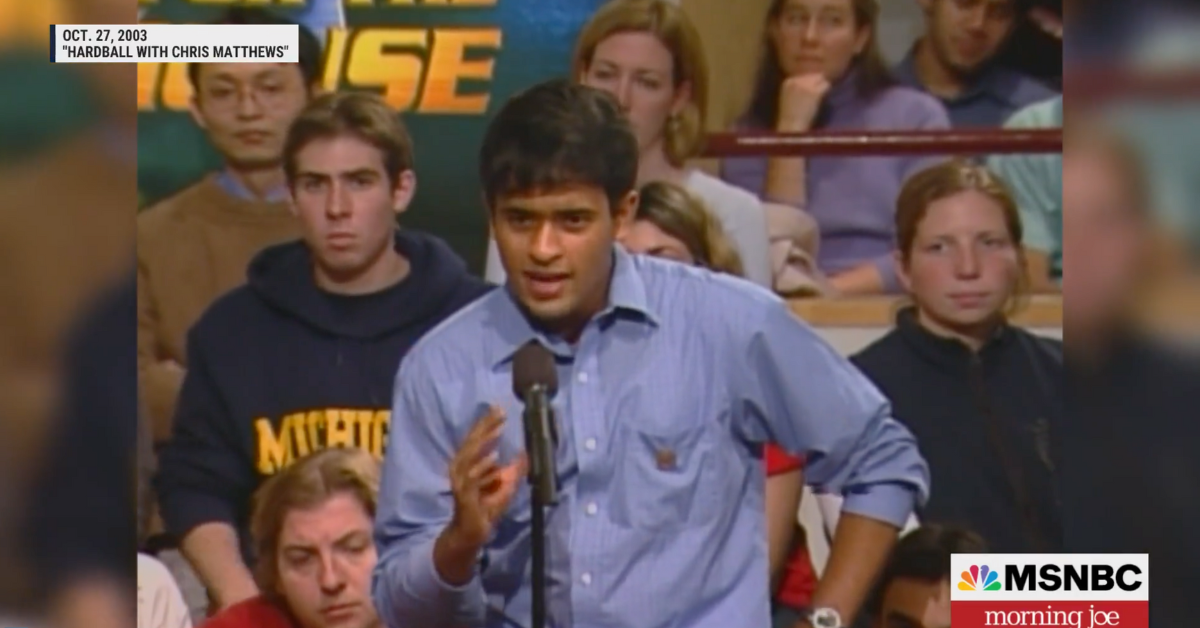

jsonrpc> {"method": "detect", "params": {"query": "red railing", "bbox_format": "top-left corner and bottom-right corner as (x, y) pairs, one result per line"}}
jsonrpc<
(700, 128), (1062, 158)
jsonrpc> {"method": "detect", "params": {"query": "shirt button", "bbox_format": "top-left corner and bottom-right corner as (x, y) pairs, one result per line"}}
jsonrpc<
(580, 572), (592, 586)
(584, 438), (597, 451)
(577, 372), (589, 384)
(585, 502), (598, 516)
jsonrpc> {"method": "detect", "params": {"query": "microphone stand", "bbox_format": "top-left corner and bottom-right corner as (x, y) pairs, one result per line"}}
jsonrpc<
(524, 384), (558, 628)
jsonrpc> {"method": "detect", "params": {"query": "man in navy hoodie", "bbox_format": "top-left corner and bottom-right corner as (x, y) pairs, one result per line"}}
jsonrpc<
(155, 91), (492, 613)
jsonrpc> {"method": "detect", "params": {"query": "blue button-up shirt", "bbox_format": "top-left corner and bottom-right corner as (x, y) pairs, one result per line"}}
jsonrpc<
(894, 47), (1059, 128)
(372, 248), (930, 628)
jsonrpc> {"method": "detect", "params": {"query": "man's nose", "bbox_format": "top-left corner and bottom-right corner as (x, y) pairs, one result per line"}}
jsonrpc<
(325, 182), (352, 220)
(235, 87), (265, 119)
(529, 222), (563, 263)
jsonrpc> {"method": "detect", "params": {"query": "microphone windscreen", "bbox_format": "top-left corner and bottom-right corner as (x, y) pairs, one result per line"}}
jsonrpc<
(512, 341), (558, 399)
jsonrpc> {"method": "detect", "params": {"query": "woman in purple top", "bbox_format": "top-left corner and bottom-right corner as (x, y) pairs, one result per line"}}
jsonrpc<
(721, 0), (950, 295)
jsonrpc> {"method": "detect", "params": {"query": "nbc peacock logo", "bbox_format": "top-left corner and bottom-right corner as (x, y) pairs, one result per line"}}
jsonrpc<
(958, 564), (1002, 591)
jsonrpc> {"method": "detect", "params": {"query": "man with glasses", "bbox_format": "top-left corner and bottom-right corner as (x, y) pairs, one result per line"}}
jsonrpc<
(138, 7), (322, 447)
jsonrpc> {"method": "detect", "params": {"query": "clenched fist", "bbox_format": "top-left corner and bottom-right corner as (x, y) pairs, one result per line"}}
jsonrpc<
(777, 73), (830, 132)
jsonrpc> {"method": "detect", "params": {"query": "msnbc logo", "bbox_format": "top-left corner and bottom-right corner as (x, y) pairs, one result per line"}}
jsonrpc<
(959, 564), (1001, 591)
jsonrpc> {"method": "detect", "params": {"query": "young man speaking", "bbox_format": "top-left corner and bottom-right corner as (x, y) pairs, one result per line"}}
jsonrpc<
(372, 79), (930, 628)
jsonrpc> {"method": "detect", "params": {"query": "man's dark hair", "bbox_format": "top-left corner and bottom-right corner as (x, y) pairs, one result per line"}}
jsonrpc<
(187, 7), (323, 90)
(866, 524), (989, 617)
(478, 78), (639, 210)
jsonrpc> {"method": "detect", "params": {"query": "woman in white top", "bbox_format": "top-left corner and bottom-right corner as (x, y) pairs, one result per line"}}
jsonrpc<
(485, 0), (773, 288)
(139, 554), (192, 628)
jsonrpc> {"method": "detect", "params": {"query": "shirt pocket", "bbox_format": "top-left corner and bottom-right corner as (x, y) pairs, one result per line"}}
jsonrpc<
(609, 421), (726, 532)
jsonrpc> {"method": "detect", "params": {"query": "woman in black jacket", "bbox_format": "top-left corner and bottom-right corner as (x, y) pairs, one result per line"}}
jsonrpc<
(850, 159), (1063, 554)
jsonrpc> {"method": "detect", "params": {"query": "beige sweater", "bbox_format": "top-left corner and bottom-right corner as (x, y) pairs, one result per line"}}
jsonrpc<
(137, 174), (300, 442)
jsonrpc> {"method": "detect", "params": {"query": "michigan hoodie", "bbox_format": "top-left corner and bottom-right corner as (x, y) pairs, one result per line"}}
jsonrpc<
(155, 231), (491, 560)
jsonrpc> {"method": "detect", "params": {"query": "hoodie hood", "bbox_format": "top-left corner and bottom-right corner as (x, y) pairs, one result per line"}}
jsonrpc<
(247, 230), (477, 339)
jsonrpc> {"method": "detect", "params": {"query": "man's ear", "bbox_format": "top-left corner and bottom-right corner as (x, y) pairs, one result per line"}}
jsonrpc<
(482, 192), (496, 229)
(188, 95), (208, 132)
(614, 189), (638, 241)
(391, 170), (417, 215)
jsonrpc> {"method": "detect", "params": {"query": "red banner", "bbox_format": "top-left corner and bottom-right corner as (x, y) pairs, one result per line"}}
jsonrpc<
(951, 600), (1148, 628)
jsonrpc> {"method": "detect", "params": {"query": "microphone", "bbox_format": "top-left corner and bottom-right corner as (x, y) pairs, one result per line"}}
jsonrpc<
(512, 342), (559, 505)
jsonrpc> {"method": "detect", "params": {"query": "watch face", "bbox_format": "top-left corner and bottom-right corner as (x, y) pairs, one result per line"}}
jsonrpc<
(810, 608), (843, 628)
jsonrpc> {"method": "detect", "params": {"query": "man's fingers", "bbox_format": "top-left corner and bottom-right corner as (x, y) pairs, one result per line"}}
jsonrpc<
(467, 451), (500, 482)
(453, 406), (506, 473)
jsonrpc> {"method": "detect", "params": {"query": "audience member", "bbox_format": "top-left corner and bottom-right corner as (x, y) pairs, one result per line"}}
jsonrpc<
(618, 181), (811, 598)
(987, 95), (1061, 287)
(864, 524), (988, 628)
(485, 0), (773, 289)
(25, 273), (137, 628)
(1060, 122), (1200, 626)
(852, 159), (1063, 554)
(138, 8), (321, 444)
(764, 445), (817, 628)
(894, 0), (1057, 127)
(139, 554), (193, 628)
(373, 78), (928, 628)
(154, 91), (491, 613)
(722, 0), (950, 295)
(621, 181), (744, 274)
(200, 448), (382, 628)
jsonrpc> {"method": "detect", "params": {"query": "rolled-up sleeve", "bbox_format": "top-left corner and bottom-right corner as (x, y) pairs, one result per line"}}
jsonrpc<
(735, 300), (930, 528)
(371, 352), (486, 628)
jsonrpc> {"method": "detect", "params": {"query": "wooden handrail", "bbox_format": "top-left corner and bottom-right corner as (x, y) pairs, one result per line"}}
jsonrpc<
(788, 295), (1063, 328)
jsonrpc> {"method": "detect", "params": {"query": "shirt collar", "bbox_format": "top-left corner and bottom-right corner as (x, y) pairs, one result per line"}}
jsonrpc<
(216, 169), (289, 202)
(488, 245), (659, 368)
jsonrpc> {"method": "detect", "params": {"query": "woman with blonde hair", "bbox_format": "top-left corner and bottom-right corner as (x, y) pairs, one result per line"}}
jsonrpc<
(623, 181), (744, 275)
(485, 0), (773, 289)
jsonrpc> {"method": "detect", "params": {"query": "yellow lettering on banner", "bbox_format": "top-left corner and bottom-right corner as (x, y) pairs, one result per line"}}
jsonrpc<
(321, 28), (350, 93)
(138, 26), (500, 114)
(421, 28), (501, 113)
(255, 417), (293, 475)
(343, 27), (429, 110)
(137, 63), (162, 111)
(162, 60), (192, 110)
(328, 409), (356, 449)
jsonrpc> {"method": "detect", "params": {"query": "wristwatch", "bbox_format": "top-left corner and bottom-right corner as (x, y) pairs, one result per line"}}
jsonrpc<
(807, 607), (844, 628)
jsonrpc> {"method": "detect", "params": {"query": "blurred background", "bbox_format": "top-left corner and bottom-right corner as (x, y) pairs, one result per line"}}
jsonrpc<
(0, 0), (1196, 626)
